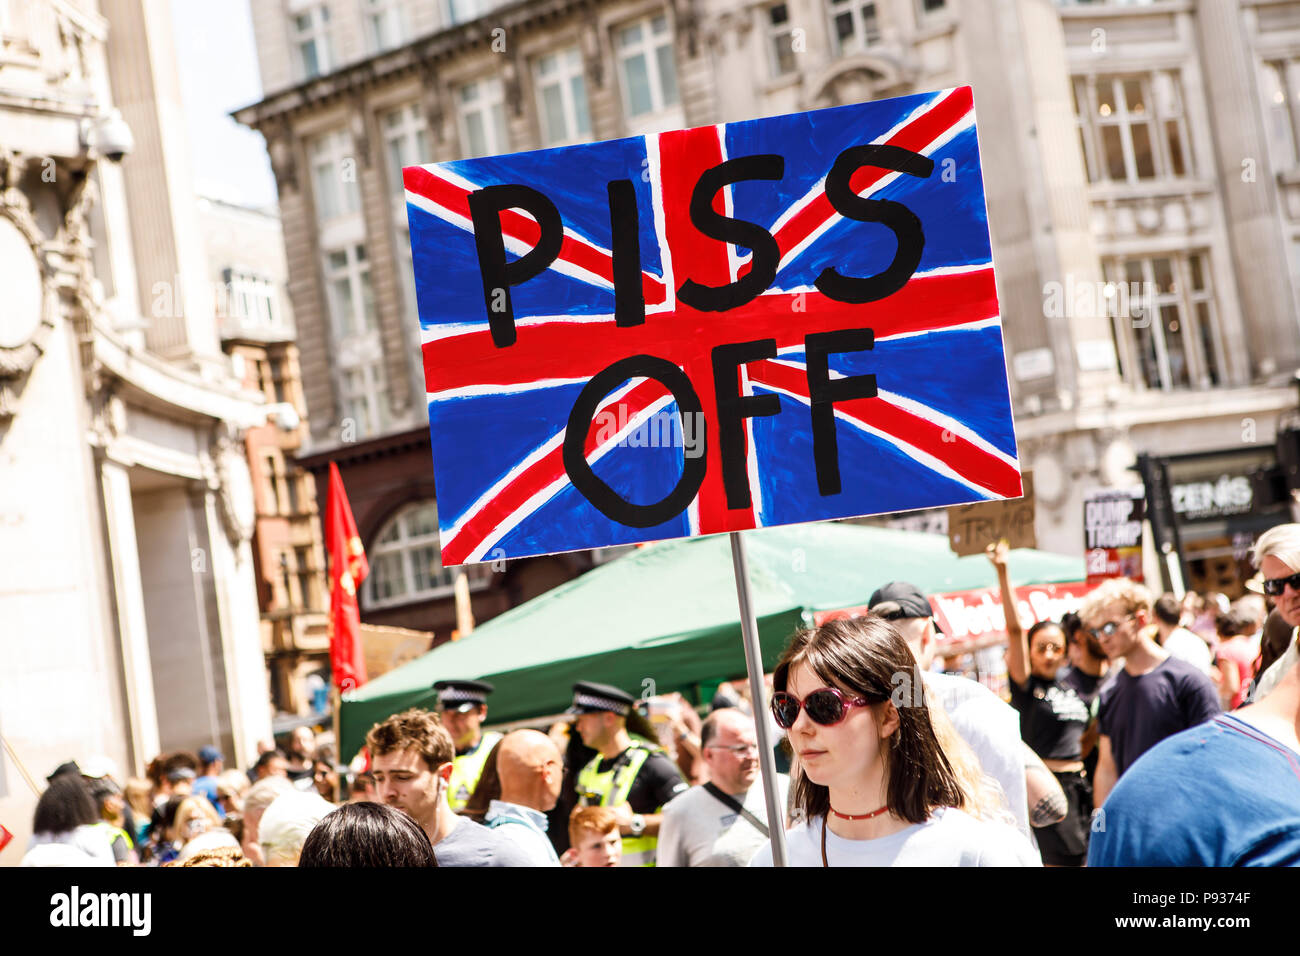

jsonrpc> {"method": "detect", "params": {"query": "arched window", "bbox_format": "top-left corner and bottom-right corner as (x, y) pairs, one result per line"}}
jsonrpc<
(362, 501), (491, 609)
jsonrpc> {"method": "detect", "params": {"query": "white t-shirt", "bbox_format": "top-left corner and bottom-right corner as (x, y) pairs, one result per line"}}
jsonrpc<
(657, 774), (790, 867)
(1162, 627), (1215, 676)
(21, 826), (115, 867)
(1253, 626), (1298, 702)
(748, 807), (1040, 867)
(923, 672), (1029, 838)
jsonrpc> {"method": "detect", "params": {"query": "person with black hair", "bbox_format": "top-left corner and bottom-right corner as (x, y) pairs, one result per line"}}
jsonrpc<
(299, 802), (437, 867)
(988, 541), (1093, 866)
(1152, 593), (1214, 676)
(20, 774), (115, 867)
(252, 748), (289, 781)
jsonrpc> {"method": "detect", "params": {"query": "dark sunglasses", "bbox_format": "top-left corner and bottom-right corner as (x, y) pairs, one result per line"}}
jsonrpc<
(771, 688), (875, 729)
(1085, 614), (1135, 640)
(1262, 572), (1300, 597)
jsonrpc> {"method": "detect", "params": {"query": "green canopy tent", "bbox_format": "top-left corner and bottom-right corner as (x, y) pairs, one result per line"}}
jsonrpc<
(340, 521), (1083, 757)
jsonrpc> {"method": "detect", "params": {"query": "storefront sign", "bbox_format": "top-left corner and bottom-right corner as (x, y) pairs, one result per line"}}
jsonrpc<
(1171, 474), (1253, 521)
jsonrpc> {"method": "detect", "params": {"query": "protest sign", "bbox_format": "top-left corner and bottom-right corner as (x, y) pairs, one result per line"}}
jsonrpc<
(1084, 486), (1145, 585)
(405, 86), (1019, 564)
(948, 472), (1035, 556)
(815, 580), (1089, 649)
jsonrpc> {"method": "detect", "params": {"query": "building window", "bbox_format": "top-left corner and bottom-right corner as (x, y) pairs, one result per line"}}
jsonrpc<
(1073, 73), (1192, 184)
(324, 244), (376, 339)
(293, 4), (332, 81)
(1260, 59), (1300, 172)
(828, 0), (881, 55)
(383, 103), (430, 196)
(363, 501), (493, 608)
(1104, 253), (1223, 391)
(269, 355), (288, 405)
(340, 362), (390, 438)
(534, 47), (592, 146)
(309, 129), (360, 223)
(768, 4), (798, 77)
(396, 225), (418, 326)
(446, 0), (492, 25)
(918, 0), (946, 11)
(293, 545), (318, 610)
(261, 452), (280, 514)
(286, 467), (302, 515)
(365, 0), (405, 53)
(616, 14), (679, 119)
(260, 359), (274, 400)
(456, 77), (510, 158)
(222, 268), (276, 329)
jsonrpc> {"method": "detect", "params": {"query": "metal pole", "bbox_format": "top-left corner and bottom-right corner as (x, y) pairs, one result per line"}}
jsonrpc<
(331, 685), (343, 802)
(729, 531), (789, 867)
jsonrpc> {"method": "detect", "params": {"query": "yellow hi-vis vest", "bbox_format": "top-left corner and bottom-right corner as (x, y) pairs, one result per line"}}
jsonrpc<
(449, 731), (502, 812)
(575, 740), (663, 867)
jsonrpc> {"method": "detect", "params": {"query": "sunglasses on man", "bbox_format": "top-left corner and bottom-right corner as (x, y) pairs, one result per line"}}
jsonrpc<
(1262, 571), (1300, 597)
(1084, 614), (1135, 641)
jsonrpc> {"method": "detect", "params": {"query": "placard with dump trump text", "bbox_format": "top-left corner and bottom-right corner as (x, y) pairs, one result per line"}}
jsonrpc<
(405, 86), (1021, 565)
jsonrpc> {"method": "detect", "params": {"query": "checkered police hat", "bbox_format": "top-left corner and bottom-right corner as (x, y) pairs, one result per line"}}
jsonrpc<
(566, 681), (634, 716)
(432, 679), (494, 712)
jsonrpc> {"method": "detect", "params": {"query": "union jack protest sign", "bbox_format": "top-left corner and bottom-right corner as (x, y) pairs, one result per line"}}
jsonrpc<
(404, 86), (1021, 565)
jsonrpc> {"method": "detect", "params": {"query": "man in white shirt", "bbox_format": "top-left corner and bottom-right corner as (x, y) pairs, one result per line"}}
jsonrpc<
(868, 582), (1031, 839)
(1152, 594), (1214, 676)
(484, 730), (564, 866)
(1250, 524), (1300, 702)
(658, 708), (788, 866)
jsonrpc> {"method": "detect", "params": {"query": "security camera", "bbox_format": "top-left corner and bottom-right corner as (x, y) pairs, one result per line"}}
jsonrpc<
(92, 110), (134, 163)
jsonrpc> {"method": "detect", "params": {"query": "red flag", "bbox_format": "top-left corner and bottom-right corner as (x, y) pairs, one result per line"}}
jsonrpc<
(326, 462), (369, 692)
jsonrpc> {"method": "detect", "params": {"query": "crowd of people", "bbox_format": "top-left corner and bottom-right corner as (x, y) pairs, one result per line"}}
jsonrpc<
(16, 523), (1300, 868)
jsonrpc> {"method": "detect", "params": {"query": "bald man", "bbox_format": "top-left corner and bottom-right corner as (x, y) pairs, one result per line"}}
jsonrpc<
(483, 730), (564, 866)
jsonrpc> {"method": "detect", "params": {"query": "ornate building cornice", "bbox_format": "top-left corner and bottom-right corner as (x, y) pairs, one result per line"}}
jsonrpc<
(0, 150), (60, 422)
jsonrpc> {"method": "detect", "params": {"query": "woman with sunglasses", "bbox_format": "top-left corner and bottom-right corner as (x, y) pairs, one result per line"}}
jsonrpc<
(750, 617), (1038, 866)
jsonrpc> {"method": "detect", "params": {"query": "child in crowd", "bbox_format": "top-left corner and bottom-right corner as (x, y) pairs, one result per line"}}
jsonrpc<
(562, 806), (622, 867)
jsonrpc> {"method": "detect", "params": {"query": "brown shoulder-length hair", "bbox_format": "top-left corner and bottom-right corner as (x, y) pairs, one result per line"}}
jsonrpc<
(773, 617), (963, 825)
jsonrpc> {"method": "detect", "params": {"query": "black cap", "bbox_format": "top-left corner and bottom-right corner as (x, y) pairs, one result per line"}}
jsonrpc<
(46, 761), (81, 783)
(432, 679), (494, 712)
(868, 582), (947, 639)
(566, 681), (634, 716)
(868, 581), (935, 621)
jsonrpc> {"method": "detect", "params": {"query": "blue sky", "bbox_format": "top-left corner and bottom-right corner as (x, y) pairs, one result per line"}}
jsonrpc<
(171, 1), (277, 208)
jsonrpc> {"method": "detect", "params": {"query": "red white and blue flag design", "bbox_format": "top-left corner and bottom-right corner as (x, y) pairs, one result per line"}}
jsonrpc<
(405, 87), (1020, 565)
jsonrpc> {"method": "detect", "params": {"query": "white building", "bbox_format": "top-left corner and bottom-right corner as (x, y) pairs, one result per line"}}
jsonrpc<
(0, 0), (275, 859)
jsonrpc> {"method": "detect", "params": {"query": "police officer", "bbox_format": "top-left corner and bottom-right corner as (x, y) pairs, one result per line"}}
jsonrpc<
(569, 681), (688, 866)
(433, 679), (502, 813)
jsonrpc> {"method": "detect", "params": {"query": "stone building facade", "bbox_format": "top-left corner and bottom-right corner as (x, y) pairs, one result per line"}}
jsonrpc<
(234, 0), (1300, 603)
(0, 0), (275, 858)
